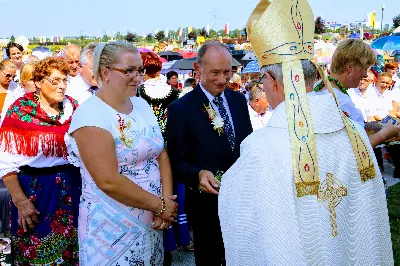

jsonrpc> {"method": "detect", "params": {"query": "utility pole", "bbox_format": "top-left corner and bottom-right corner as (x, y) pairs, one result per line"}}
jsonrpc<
(380, 4), (385, 37)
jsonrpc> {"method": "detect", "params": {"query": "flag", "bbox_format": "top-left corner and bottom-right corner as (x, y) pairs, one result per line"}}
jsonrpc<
(178, 27), (182, 37)
(367, 11), (376, 28)
(206, 24), (210, 34)
(189, 26), (193, 33)
(224, 23), (229, 35)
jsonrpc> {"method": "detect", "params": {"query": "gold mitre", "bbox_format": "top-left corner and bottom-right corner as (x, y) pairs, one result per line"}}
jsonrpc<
(247, 0), (315, 67)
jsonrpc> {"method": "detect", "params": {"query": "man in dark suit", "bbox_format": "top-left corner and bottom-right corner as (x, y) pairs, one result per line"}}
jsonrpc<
(166, 41), (253, 266)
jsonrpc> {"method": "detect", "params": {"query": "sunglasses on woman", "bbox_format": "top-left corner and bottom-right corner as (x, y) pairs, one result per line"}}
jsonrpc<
(1, 69), (16, 80)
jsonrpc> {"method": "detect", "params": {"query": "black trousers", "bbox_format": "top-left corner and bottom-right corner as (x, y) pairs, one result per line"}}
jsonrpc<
(187, 191), (225, 266)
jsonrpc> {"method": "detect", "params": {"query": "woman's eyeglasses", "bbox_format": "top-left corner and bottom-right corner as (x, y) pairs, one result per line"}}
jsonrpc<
(107, 66), (146, 77)
(44, 77), (69, 86)
(1, 69), (16, 80)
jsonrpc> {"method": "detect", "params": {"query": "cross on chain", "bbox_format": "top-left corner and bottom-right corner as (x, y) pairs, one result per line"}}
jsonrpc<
(317, 173), (348, 237)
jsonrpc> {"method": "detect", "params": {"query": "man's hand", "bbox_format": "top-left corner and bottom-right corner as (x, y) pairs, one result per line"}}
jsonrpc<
(381, 121), (400, 140)
(199, 170), (219, 195)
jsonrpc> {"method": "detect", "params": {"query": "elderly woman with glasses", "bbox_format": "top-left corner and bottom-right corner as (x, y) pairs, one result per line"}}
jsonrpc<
(67, 41), (178, 265)
(0, 57), (81, 264)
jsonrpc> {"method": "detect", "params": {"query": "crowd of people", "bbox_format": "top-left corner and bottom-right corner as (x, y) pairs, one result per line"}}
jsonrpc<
(0, 0), (399, 265)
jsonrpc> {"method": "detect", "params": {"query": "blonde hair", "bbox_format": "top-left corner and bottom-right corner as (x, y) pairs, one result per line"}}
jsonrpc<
(93, 41), (139, 87)
(0, 59), (16, 71)
(20, 63), (36, 84)
(331, 39), (375, 74)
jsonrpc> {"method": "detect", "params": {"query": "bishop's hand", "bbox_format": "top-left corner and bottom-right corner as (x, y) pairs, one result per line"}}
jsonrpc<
(199, 170), (219, 195)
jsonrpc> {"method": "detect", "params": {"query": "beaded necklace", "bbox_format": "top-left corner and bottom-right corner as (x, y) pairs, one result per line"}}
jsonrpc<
(314, 76), (349, 96)
(34, 93), (64, 121)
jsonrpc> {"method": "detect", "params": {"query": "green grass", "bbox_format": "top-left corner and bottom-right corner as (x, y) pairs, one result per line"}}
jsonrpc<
(388, 183), (400, 265)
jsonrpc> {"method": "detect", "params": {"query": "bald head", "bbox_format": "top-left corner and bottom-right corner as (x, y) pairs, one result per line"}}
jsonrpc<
(63, 44), (81, 77)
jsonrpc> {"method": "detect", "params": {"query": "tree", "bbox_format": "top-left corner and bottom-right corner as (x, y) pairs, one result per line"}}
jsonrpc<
(209, 29), (218, 38)
(115, 31), (124, 41)
(155, 30), (166, 42)
(199, 28), (208, 37)
(393, 14), (400, 29)
(101, 34), (110, 42)
(146, 33), (155, 42)
(315, 16), (327, 34)
(10, 35), (15, 42)
(188, 30), (197, 40)
(126, 32), (138, 43)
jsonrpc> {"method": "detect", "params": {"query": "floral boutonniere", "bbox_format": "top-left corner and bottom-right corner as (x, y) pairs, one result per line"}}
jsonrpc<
(203, 103), (224, 136)
(116, 114), (133, 147)
(214, 170), (224, 189)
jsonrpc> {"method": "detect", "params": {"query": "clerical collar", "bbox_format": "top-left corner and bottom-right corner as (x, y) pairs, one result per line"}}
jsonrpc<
(314, 76), (349, 96)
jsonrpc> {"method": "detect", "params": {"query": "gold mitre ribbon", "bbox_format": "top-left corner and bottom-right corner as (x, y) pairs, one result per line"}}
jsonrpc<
(247, 0), (375, 197)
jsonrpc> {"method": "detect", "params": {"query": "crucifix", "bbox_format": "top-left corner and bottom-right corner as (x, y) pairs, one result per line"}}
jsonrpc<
(317, 173), (348, 237)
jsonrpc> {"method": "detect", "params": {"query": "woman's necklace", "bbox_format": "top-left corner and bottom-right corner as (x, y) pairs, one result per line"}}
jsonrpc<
(314, 76), (349, 96)
(34, 94), (64, 119)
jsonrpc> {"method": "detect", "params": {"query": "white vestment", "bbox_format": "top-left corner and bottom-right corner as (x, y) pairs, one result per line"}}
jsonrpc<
(219, 92), (393, 266)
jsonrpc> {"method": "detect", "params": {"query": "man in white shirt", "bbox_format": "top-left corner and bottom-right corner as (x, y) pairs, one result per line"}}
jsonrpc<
(248, 85), (272, 130)
(366, 72), (395, 121)
(62, 44), (82, 79)
(65, 43), (98, 104)
(348, 70), (375, 122)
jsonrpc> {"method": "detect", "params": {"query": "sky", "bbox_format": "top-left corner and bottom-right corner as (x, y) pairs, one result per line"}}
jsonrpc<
(0, 0), (398, 38)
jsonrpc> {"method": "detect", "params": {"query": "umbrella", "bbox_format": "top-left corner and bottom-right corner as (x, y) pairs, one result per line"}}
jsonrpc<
(170, 57), (241, 70)
(162, 60), (177, 70)
(349, 33), (360, 39)
(32, 46), (50, 53)
(158, 51), (183, 61)
(241, 52), (257, 61)
(179, 51), (198, 59)
(241, 60), (260, 73)
(138, 47), (154, 53)
(371, 36), (400, 51)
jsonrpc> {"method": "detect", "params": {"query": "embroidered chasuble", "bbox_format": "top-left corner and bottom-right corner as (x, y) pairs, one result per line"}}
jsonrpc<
(218, 93), (393, 265)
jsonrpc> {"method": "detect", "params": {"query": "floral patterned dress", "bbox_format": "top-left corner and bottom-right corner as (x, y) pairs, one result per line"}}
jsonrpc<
(137, 82), (180, 139)
(67, 96), (165, 266)
(0, 92), (81, 265)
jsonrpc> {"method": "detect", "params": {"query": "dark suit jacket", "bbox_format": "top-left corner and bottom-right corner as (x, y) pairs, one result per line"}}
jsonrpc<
(166, 85), (253, 192)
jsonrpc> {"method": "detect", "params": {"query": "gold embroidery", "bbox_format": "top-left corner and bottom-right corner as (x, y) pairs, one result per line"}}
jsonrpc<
(317, 173), (348, 237)
(295, 181), (320, 197)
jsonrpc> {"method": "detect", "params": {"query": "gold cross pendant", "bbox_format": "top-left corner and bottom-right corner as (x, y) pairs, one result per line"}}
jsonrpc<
(317, 173), (348, 237)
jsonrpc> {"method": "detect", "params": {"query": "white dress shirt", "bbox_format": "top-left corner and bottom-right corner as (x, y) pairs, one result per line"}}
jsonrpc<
(248, 104), (272, 131)
(366, 85), (394, 119)
(65, 74), (94, 105)
(200, 83), (235, 136)
(312, 87), (365, 127)
(347, 86), (373, 122)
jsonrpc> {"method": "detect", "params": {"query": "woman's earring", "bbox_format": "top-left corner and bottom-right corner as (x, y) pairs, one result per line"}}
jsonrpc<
(106, 79), (109, 83)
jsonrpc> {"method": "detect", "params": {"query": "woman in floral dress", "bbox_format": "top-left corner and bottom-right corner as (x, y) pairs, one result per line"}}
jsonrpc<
(137, 52), (180, 138)
(68, 41), (178, 265)
(0, 57), (80, 265)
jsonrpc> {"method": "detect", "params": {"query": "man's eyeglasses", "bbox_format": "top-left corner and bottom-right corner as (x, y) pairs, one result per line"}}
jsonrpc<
(107, 66), (146, 77)
(256, 71), (276, 87)
(1, 69), (16, 80)
(44, 77), (69, 86)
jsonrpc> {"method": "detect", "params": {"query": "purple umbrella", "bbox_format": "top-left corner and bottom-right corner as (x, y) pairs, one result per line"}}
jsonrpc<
(138, 47), (154, 53)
